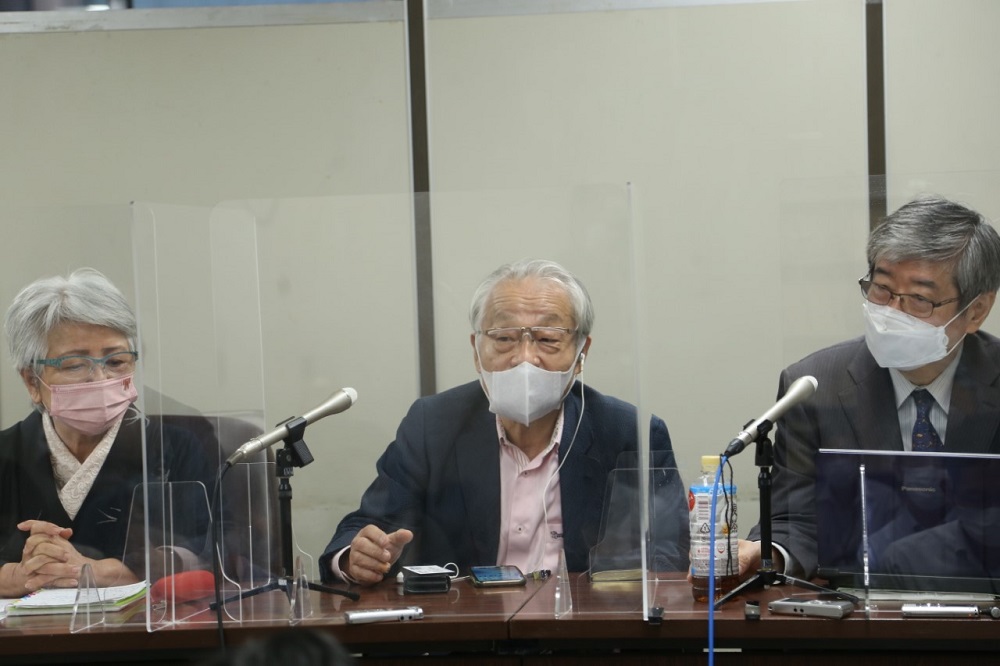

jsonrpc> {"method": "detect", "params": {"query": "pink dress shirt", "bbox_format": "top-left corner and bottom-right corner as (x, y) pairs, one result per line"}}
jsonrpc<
(495, 412), (565, 574)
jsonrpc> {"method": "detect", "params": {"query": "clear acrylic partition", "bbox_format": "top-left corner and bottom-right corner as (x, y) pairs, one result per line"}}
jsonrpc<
(859, 452), (1000, 609)
(132, 201), (271, 629)
(134, 193), (419, 629)
(816, 449), (1000, 617)
(428, 184), (676, 620)
(229, 191), (420, 584)
(768, 177), (871, 613)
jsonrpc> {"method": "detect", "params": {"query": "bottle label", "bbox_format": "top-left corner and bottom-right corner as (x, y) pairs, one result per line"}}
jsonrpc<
(688, 486), (737, 536)
(689, 537), (739, 577)
(688, 481), (738, 578)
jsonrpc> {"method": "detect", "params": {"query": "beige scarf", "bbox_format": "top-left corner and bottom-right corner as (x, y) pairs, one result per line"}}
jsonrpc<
(43, 412), (123, 521)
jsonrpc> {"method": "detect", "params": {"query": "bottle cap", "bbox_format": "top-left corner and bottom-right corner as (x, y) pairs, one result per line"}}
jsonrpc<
(701, 454), (721, 472)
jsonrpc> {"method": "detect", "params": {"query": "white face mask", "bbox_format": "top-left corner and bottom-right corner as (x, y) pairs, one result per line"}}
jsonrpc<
(479, 358), (579, 426)
(862, 300), (971, 371)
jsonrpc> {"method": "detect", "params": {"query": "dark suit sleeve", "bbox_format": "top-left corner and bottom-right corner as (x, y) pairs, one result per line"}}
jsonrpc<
(319, 399), (432, 582)
(649, 415), (690, 572)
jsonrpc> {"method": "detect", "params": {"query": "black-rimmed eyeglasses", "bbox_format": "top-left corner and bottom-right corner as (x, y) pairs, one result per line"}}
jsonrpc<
(858, 277), (960, 319)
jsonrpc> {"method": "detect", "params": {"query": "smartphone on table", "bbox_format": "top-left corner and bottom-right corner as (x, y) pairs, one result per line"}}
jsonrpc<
(469, 565), (527, 587)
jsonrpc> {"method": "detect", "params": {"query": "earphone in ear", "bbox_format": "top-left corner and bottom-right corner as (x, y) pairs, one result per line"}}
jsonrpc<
(579, 352), (586, 368)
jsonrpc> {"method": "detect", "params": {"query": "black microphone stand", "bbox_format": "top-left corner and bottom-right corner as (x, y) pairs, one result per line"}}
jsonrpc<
(714, 421), (857, 609)
(212, 418), (358, 609)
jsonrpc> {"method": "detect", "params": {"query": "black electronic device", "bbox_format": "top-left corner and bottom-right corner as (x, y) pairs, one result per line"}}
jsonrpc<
(401, 566), (452, 594)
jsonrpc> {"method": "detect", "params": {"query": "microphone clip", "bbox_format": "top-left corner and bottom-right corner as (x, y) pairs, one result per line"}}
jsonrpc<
(750, 420), (775, 467)
(277, 416), (314, 470)
(749, 418), (774, 442)
(722, 418), (775, 459)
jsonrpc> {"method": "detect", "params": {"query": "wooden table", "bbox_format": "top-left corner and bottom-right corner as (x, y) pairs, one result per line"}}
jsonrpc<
(512, 574), (1000, 664)
(0, 577), (540, 665)
(2, 574), (998, 665)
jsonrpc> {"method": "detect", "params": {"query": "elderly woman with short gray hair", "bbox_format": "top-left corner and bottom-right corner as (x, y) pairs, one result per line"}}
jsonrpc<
(0, 268), (210, 597)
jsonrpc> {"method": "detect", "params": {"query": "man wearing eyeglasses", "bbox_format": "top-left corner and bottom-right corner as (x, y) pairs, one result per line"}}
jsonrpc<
(320, 259), (689, 585)
(739, 195), (1000, 581)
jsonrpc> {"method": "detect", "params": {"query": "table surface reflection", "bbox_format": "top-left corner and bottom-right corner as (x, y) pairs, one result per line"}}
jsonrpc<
(514, 573), (1000, 648)
(2, 572), (999, 663)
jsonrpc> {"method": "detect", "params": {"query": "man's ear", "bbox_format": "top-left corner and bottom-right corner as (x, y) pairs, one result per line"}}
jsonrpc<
(964, 292), (997, 334)
(575, 337), (592, 374)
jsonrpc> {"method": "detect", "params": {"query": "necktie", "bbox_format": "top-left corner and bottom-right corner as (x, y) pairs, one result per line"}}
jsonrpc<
(911, 389), (943, 452)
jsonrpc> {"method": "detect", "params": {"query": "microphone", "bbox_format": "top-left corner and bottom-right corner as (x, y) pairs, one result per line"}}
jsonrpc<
(224, 387), (358, 467)
(722, 375), (818, 459)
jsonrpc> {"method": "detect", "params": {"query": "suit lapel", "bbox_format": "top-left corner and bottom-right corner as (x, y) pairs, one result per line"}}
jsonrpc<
(455, 405), (502, 563)
(946, 335), (1000, 453)
(844, 344), (903, 451)
(555, 386), (603, 560)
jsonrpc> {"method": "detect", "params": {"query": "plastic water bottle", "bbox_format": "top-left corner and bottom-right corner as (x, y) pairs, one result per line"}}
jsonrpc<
(689, 454), (739, 602)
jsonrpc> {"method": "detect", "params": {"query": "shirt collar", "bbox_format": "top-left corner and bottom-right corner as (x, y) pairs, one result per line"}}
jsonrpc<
(888, 344), (963, 413)
(495, 408), (565, 462)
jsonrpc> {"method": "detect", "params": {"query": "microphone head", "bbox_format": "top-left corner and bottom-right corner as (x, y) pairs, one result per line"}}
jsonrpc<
(794, 375), (819, 396)
(303, 387), (359, 423)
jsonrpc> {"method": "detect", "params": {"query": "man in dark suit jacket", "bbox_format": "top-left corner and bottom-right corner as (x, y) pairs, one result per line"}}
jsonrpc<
(740, 196), (1000, 580)
(320, 259), (688, 585)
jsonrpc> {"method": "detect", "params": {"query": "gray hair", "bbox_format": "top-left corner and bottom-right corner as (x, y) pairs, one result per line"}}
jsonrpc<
(468, 259), (594, 340)
(4, 268), (137, 373)
(867, 195), (1000, 307)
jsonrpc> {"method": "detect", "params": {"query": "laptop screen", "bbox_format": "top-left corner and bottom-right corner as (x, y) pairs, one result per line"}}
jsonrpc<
(815, 449), (1000, 594)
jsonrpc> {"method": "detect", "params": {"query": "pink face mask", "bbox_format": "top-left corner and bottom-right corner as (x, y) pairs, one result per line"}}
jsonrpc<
(41, 374), (138, 436)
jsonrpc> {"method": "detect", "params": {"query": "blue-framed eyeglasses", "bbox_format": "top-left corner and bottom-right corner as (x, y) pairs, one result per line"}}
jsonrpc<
(34, 351), (138, 380)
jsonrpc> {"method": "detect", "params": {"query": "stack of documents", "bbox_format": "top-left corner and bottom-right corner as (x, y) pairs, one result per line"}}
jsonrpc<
(7, 581), (147, 616)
